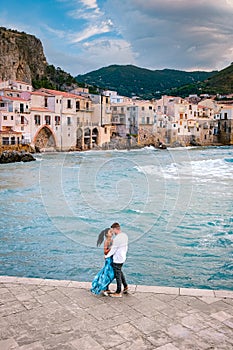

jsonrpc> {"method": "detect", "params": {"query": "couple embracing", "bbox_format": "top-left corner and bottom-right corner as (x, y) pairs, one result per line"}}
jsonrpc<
(91, 222), (128, 298)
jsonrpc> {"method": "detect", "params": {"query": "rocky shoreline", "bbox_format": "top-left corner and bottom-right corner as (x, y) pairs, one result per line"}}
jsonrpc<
(0, 151), (36, 164)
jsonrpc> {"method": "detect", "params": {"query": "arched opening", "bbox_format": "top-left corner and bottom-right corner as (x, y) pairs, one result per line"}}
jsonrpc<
(76, 128), (83, 150)
(84, 127), (91, 149)
(92, 127), (99, 146)
(34, 126), (56, 152)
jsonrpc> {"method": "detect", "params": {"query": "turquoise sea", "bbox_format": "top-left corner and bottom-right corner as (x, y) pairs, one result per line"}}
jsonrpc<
(0, 146), (232, 290)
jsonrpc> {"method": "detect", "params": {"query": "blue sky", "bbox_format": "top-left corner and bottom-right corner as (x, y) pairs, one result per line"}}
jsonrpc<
(1, 0), (233, 76)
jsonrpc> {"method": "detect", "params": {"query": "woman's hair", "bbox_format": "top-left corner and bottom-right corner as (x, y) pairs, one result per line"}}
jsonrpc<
(96, 227), (110, 247)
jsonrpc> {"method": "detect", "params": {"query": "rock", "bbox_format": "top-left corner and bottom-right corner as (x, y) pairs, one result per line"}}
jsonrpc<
(0, 151), (36, 164)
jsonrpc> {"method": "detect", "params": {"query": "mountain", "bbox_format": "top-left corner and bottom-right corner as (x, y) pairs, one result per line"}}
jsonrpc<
(202, 63), (233, 95)
(167, 63), (233, 97)
(76, 64), (217, 99)
(0, 27), (79, 90)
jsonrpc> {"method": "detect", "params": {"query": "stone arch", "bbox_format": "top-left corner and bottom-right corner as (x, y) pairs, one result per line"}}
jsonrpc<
(34, 126), (56, 152)
(84, 127), (91, 149)
(76, 128), (83, 150)
(92, 127), (99, 146)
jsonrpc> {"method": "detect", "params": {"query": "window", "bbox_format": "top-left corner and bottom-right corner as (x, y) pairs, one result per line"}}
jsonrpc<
(86, 102), (89, 110)
(11, 136), (16, 145)
(149, 106), (152, 110)
(21, 116), (25, 124)
(67, 99), (72, 108)
(105, 127), (107, 134)
(34, 115), (41, 125)
(2, 137), (9, 145)
(45, 115), (51, 125)
(67, 117), (71, 125)
(55, 116), (60, 125)
(142, 106), (145, 111)
(147, 117), (150, 124)
(11, 116), (14, 120)
(3, 115), (7, 120)
(224, 112), (228, 120)
(0, 103), (4, 107)
(45, 98), (48, 108)
(20, 103), (24, 113)
(76, 101), (80, 111)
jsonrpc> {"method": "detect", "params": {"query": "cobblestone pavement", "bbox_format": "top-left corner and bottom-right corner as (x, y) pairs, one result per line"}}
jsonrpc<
(0, 276), (233, 350)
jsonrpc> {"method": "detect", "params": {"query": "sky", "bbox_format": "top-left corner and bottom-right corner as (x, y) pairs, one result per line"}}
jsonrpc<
(1, 0), (233, 76)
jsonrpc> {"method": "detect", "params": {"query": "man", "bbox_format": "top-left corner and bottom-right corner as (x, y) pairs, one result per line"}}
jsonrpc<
(105, 222), (128, 298)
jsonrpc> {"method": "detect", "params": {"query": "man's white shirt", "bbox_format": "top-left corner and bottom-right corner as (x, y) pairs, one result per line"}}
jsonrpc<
(105, 232), (128, 263)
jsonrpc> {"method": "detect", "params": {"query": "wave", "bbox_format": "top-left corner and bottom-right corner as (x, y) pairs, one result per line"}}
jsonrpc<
(134, 157), (233, 181)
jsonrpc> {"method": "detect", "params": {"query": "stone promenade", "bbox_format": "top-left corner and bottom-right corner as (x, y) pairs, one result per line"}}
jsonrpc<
(0, 276), (233, 350)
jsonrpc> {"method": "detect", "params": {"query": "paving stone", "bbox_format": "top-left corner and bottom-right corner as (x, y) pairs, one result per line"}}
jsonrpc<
(19, 341), (45, 349)
(70, 335), (104, 350)
(111, 336), (154, 350)
(164, 324), (193, 340)
(156, 343), (180, 350)
(113, 322), (144, 341)
(180, 314), (208, 332)
(146, 330), (173, 347)
(211, 310), (233, 322)
(0, 338), (19, 350)
(132, 315), (161, 334)
(173, 334), (211, 350)
(0, 279), (233, 350)
(90, 328), (126, 348)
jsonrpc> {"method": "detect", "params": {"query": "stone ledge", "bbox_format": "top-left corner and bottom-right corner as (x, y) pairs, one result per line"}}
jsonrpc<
(180, 287), (215, 298)
(0, 276), (233, 299)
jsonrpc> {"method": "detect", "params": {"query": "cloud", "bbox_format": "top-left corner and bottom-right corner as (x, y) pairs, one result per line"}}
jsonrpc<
(70, 20), (113, 43)
(68, 0), (102, 20)
(53, 38), (136, 75)
(103, 0), (233, 71)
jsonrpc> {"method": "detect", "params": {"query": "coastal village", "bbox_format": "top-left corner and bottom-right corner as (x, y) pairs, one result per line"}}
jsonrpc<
(0, 79), (233, 153)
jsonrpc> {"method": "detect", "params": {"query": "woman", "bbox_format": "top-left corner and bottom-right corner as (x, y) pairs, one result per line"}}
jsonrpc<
(91, 228), (114, 295)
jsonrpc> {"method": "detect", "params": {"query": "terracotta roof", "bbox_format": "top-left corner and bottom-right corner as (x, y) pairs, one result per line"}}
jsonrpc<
(0, 130), (22, 134)
(31, 91), (51, 97)
(2, 96), (28, 102)
(39, 88), (86, 99)
(31, 107), (53, 112)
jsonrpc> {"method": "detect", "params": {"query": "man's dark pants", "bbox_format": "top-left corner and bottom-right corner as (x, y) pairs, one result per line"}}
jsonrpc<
(112, 262), (127, 293)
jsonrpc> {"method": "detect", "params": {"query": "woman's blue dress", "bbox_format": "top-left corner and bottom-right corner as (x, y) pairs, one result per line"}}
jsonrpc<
(91, 257), (114, 295)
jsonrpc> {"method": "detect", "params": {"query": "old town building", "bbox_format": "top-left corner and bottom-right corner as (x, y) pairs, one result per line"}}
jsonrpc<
(0, 79), (233, 151)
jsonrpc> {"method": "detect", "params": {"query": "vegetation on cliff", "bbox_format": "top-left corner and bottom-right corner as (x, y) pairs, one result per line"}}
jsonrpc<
(1, 27), (233, 99)
(76, 64), (216, 99)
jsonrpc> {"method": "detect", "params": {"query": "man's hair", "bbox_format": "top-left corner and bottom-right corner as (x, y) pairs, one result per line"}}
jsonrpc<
(111, 222), (120, 229)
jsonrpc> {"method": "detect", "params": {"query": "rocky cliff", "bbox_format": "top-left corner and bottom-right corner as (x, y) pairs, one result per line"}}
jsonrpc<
(0, 27), (47, 84)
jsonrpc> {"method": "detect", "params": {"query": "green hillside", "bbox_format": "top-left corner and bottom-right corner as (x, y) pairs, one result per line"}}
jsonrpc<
(76, 64), (216, 99)
(203, 63), (233, 94)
